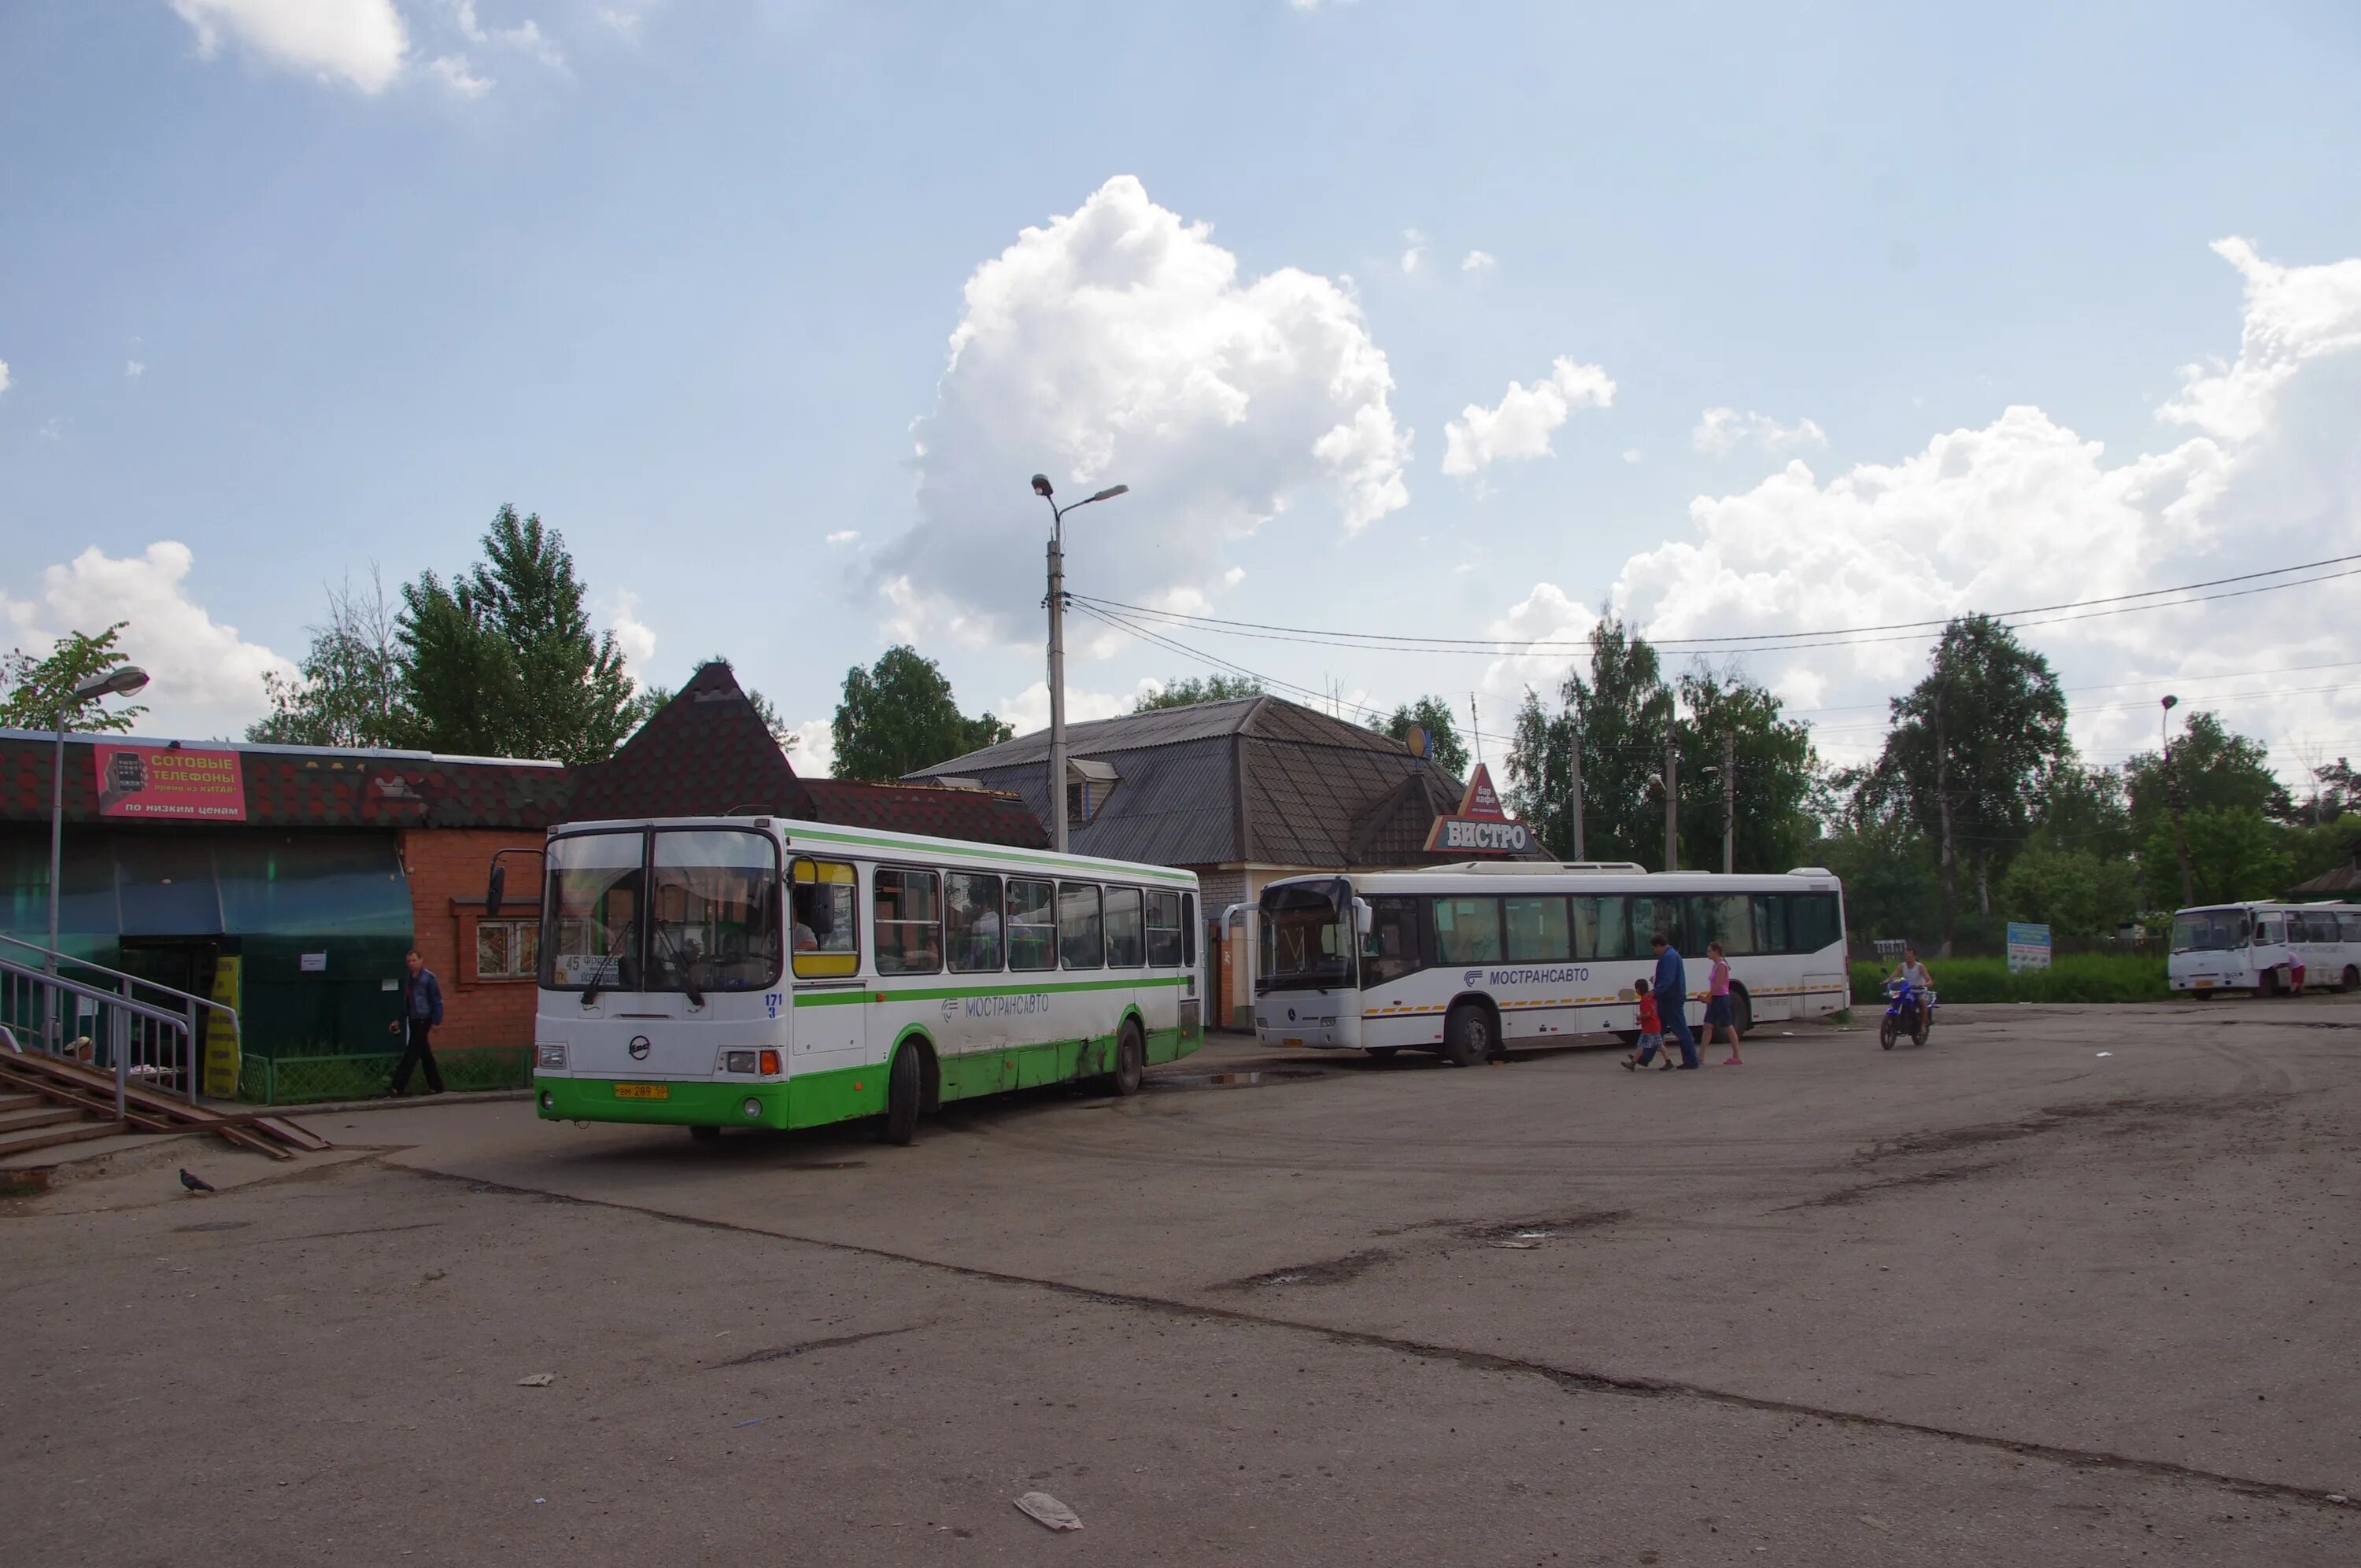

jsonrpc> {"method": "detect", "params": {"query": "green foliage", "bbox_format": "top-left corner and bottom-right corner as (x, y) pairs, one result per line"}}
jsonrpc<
(1849, 952), (2168, 1005)
(1865, 615), (2071, 939)
(1813, 819), (1941, 943)
(1998, 843), (2144, 939)
(2141, 805), (2296, 906)
(247, 573), (405, 748)
(0, 623), (149, 733)
(2124, 710), (2293, 830)
(1506, 618), (1676, 866)
(2282, 814), (2361, 889)
(1373, 695), (1470, 779)
(1673, 667), (1822, 871)
(1132, 674), (1265, 712)
(832, 644), (1013, 780)
(395, 505), (641, 764)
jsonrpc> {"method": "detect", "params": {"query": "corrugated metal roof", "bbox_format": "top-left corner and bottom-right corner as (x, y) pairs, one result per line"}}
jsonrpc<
(920, 693), (1413, 773)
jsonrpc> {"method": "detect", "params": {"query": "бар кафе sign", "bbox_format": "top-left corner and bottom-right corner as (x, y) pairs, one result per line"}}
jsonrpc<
(92, 743), (248, 821)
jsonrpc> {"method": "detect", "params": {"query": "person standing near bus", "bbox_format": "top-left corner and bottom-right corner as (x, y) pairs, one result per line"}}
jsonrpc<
(1620, 978), (1672, 1071)
(390, 948), (446, 1095)
(1650, 932), (1699, 1069)
(1705, 939), (1742, 1065)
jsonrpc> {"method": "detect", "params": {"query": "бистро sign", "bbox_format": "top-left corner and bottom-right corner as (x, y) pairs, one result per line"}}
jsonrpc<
(93, 743), (248, 821)
(1421, 763), (1535, 855)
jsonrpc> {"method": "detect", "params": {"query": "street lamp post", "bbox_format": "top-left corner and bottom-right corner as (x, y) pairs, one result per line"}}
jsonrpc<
(46, 666), (150, 1046)
(1031, 474), (1129, 853)
(2160, 694), (2194, 908)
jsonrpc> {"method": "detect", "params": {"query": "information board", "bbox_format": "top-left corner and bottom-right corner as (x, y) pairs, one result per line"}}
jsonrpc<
(2005, 921), (2052, 972)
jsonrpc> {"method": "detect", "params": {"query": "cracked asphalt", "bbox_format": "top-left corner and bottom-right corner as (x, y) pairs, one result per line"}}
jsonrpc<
(5, 996), (2357, 1566)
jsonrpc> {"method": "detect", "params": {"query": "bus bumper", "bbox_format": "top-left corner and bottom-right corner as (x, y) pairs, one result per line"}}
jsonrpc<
(534, 1075), (793, 1130)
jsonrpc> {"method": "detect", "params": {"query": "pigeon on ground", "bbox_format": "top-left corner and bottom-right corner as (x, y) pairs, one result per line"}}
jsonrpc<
(179, 1169), (214, 1194)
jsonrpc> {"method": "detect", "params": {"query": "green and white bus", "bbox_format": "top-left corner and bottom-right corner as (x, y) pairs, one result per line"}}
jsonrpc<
(525, 816), (1204, 1142)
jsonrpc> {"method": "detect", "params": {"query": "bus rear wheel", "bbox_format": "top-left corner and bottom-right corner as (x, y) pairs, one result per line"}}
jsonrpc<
(2343, 966), (2360, 994)
(881, 1044), (922, 1146)
(1729, 985), (1754, 1039)
(1443, 1005), (1493, 1068)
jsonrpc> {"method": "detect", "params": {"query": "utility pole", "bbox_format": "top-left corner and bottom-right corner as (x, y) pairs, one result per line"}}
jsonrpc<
(1663, 737), (1679, 873)
(1722, 730), (1736, 875)
(1031, 474), (1129, 854)
(1934, 689), (1956, 957)
(2163, 695), (2195, 906)
(1568, 719), (1586, 862)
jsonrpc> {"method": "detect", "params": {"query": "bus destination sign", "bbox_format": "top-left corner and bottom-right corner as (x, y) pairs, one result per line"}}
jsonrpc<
(1422, 764), (1535, 855)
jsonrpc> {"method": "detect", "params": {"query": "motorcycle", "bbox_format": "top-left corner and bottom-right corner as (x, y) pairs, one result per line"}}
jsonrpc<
(1880, 978), (1934, 1050)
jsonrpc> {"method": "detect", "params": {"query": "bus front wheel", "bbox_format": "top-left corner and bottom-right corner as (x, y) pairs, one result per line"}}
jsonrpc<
(1443, 1005), (1493, 1068)
(881, 1046), (922, 1146)
(1109, 1023), (1146, 1097)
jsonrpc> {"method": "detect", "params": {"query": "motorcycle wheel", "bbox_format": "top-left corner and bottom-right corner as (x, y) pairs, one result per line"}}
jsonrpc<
(1913, 1020), (1930, 1047)
(1879, 1016), (1897, 1050)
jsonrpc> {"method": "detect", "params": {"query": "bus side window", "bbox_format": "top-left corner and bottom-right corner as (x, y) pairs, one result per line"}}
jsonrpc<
(1751, 895), (1789, 954)
(1007, 879), (1058, 972)
(1106, 887), (1145, 967)
(1144, 889), (1184, 967)
(1365, 897), (1426, 985)
(1502, 895), (1570, 962)
(1789, 893), (1841, 955)
(1059, 883), (1104, 969)
(948, 871), (1003, 973)
(1432, 896), (1502, 965)
(1572, 896), (1629, 961)
(1181, 891), (1197, 968)
(790, 859), (859, 980)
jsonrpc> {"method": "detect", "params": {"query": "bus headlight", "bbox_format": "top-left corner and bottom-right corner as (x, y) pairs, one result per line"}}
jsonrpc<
(722, 1050), (757, 1074)
(535, 1043), (567, 1069)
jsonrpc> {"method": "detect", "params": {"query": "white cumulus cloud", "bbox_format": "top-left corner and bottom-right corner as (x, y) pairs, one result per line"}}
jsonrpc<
(450, 0), (564, 68)
(2, 542), (295, 737)
(0, 360), (12, 394)
(427, 53), (493, 97)
(1690, 407), (1828, 456)
(1480, 239), (2361, 777)
(169, 0), (408, 94)
(1442, 356), (1616, 478)
(1461, 249), (1496, 273)
(824, 529), (859, 546)
(788, 718), (833, 777)
(878, 175), (1412, 644)
(126, 360), (146, 380)
(1400, 229), (1426, 275)
(600, 591), (657, 681)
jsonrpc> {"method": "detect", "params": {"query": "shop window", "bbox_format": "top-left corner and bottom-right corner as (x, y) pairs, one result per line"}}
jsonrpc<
(476, 917), (540, 981)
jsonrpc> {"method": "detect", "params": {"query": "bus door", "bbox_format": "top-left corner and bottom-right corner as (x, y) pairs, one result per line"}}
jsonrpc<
(789, 858), (866, 1075)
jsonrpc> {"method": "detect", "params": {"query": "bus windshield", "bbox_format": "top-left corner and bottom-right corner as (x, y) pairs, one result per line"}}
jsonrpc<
(2171, 909), (2248, 953)
(544, 827), (782, 993)
(1259, 880), (1353, 992)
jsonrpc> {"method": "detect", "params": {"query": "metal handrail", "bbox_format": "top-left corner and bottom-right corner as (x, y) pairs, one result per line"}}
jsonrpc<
(0, 957), (205, 1031)
(0, 931), (239, 1023)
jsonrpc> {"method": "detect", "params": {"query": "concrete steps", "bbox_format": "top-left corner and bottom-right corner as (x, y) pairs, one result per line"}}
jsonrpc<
(0, 1115), (125, 1159)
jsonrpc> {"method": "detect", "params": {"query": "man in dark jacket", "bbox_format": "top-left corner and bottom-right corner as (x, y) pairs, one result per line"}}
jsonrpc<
(1647, 932), (1700, 1069)
(391, 948), (446, 1095)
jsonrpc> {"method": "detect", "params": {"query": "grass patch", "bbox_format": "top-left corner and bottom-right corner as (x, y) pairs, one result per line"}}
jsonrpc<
(1850, 952), (2169, 1005)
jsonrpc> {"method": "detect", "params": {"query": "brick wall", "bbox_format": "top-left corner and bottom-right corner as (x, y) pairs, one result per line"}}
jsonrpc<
(398, 828), (545, 1053)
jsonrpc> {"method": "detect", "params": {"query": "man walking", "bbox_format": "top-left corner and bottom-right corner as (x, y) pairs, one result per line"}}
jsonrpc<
(390, 948), (446, 1095)
(1649, 931), (1700, 1069)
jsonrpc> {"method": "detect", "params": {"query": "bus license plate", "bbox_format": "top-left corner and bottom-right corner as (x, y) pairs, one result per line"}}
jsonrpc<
(2194, 980), (2214, 989)
(614, 1083), (669, 1101)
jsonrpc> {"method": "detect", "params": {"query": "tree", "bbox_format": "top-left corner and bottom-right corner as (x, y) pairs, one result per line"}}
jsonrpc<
(1372, 695), (1469, 779)
(2123, 712), (2293, 902)
(1998, 843), (2142, 939)
(1868, 616), (2069, 951)
(2028, 760), (2136, 865)
(1506, 618), (1677, 867)
(247, 571), (405, 748)
(831, 645), (1013, 780)
(627, 658), (797, 749)
(1672, 666), (1822, 873)
(1132, 674), (1264, 712)
(0, 623), (148, 732)
(397, 505), (641, 764)
(1814, 815), (1942, 945)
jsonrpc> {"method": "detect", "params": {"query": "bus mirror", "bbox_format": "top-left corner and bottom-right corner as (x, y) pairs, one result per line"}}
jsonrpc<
(1350, 896), (1373, 954)
(486, 863), (505, 918)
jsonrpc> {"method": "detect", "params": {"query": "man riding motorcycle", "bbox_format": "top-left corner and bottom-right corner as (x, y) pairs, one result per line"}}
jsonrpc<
(1886, 945), (1934, 1038)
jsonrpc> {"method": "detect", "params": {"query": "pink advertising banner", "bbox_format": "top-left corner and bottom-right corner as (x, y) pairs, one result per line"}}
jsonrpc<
(93, 743), (249, 821)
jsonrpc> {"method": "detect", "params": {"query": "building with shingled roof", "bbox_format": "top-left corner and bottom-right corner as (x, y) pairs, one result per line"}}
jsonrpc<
(905, 694), (1542, 1027)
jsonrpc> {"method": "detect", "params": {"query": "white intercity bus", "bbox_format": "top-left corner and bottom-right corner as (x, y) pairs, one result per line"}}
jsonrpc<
(2167, 901), (2361, 996)
(1251, 862), (1849, 1064)
(521, 816), (1203, 1142)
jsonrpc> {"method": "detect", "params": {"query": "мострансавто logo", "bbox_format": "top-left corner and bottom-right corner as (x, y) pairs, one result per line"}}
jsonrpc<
(1467, 966), (1591, 988)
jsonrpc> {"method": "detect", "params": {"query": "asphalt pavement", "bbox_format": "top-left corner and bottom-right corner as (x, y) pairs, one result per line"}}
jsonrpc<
(4, 996), (2355, 1566)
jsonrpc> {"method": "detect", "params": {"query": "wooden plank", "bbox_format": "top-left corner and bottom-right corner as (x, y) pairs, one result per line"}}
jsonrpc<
(0, 1052), (329, 1152)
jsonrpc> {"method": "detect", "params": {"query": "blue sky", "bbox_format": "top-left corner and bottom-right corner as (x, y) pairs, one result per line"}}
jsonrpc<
(3, 1), (2358, 782)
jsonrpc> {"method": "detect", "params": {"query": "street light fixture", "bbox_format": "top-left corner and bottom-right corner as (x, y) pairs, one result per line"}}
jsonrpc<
(46, 664), (150, 1043)
(1032, 475), (1129, 853)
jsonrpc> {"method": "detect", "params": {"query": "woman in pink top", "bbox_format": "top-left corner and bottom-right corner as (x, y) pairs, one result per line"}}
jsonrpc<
(1704, 940), (1742, 1064)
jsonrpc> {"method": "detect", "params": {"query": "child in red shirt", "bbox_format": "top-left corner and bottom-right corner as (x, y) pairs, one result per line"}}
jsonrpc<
(1621, 979), (1671, 1071)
